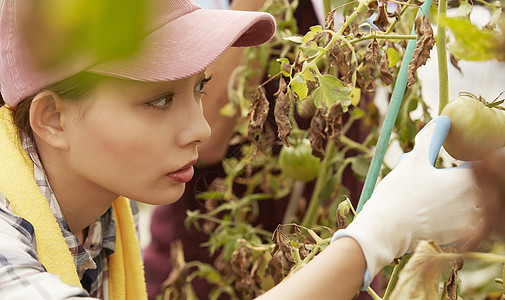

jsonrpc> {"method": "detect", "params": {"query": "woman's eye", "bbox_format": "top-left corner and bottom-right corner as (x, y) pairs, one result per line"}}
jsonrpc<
(195, 76), (212, 94)
(147, 94), (173, 109)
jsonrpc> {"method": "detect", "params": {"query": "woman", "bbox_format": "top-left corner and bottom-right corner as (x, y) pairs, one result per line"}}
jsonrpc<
(0, 0), (479, 299)
(0, 0), (275, 298)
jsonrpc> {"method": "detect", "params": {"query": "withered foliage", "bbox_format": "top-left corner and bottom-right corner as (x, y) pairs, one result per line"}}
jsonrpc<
(309, 102), (345, 159)
(407, 16), (436, 87)
(373, 0), (390, 32)
(364, 37), (379, 65)
(365, 0), (378, 18)
(380, 51), (395, 85)
(270, 224), (329, 280)
(329, 40), (344, 67)
(271, 226), (296, 266)
(324, 6), (339, 32)
(230, 246), (264, 297)
(326, 102), (344, 146)
(310, 106), (328, 159)
(247, 87), (270, 149)
(161, 240), (189, 300)
(357, 65), (376, 94)
(445, 251), (464, 300)
(274, 77), (292, 147)
(338, 44), (355, 85)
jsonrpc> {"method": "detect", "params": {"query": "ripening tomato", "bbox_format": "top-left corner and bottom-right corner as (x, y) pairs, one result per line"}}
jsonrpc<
(279, 139), (321, 182)
(440, 93), (505, 161)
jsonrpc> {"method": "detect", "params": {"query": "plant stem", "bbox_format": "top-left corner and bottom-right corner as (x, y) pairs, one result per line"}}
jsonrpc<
(367, 287), (383, 300)
(436, 0), (449, 114)
(300, 0), (370, 78)
(301, 141), (337, 228)
(340, 135), (373, 156)
(382, 255), (411, 299)
(350, 34), (417, 44)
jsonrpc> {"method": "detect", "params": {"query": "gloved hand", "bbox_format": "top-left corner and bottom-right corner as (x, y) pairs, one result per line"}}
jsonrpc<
(332, 116), (480, 290)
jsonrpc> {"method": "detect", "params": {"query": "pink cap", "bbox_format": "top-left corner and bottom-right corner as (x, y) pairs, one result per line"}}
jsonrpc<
(0, 0), (276, 107)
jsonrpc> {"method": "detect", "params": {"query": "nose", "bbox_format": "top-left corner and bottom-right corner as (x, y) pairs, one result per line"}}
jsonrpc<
(176, 96), (211, 147)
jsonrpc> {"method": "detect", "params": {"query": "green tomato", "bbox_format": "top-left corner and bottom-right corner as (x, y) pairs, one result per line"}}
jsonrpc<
(279, 139), (321, 182)
(440, 94), (505, 161)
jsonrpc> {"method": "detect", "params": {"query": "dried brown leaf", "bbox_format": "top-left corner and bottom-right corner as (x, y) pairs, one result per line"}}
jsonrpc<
(364, 37), (379, 65)
(161, 240), (188, 299)
(390, 241), (456, 300)
(271, 225), (295, 264)
(388, 2), (402, 18)
(337, 45), (355, 85)
(445, 255), (463, 300)
(306, 80), (318, 97)
(365, 0), (378, 18)
(274, 89), (292, 147)
(380, 52), (394, 85)
(356, 66), (375, 94)
(325, 7), (339, 32)
(231, 246), (255, 294)
(373, 0), (389, 32)
(309, 107), (327, 159)
(329, 40), (344, 67)
(266, 254), (284, 285)
(247, 87), (269, 148)
(326, 102), (343, 145)
(407, 16), (435, 87)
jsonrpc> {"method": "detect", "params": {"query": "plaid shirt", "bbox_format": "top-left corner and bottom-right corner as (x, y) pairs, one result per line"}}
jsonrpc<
(0, 137), (140, 299)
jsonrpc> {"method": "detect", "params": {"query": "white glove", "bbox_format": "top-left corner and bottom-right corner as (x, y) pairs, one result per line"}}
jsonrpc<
(332, 116), (480, 289)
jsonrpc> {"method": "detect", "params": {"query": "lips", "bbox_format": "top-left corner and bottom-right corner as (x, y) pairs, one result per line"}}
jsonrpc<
(166, 159), (197, 183)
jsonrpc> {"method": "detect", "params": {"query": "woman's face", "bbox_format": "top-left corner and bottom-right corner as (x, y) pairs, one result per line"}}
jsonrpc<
(60, 72), (211, 205)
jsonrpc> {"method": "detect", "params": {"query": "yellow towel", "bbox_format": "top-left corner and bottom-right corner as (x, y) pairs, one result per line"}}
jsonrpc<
(0, 106), (147, 299)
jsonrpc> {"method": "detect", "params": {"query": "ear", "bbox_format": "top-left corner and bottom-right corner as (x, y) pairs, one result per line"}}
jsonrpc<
(29, 91), (68, 149)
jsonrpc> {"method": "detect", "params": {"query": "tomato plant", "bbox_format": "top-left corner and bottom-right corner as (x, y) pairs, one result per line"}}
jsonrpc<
(279, 139), (321, 182)
(441, 93), (505, 161)
(165, 0), (505, 299)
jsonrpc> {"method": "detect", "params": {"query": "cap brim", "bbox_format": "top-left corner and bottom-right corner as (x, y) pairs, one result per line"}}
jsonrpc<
(87, 9), (275, 81)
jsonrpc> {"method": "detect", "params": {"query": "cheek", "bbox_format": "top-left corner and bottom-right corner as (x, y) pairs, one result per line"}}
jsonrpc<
(70, 110), (175, 180)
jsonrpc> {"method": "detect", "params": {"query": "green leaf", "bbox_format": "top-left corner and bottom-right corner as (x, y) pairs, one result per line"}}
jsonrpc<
(349, 87), (361, 106)
(277, 58), (292, 77)
(283, 36), (304, 44)
(352, 107), (365, 118)
(386, 47), (400, 68)
(488, 3), (503, 28)
(311, 74), (351, 109)
(441, 17), (505, 61)
(291, 73), (309, 101)
(351, 156), (370, 179)
(455, 0), (472, 18)
(302, 25), (324, 44)
(196, 264), (223, 285)
(300, 41), (320, 58)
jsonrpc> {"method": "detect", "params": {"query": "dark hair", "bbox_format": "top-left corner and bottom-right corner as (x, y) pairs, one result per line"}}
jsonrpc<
(0, 71), (104, 141)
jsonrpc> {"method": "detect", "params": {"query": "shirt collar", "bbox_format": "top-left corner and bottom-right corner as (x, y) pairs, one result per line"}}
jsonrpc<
(21, 135), (117, 271)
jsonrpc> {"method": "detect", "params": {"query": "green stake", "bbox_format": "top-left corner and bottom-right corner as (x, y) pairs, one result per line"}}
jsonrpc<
(356, 0), (433, 213)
